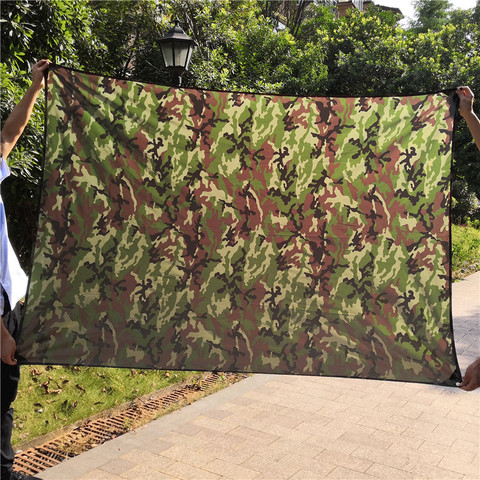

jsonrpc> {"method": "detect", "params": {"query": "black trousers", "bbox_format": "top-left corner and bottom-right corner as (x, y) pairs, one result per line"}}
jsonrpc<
(1, 293), (22, 478)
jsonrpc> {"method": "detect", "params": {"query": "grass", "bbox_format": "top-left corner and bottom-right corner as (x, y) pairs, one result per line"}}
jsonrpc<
(12, 366), (201, 447)
(11, 224), (480, 447)
(452, 224), (480, 280)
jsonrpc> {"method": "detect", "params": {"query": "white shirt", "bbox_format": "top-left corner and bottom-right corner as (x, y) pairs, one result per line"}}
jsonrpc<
(0, 157), (28, 314)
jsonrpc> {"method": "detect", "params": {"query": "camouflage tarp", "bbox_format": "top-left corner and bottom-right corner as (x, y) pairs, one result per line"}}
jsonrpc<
(18, 66), (461, 385)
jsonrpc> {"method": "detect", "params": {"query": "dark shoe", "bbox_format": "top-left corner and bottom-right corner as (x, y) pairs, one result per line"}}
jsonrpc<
(10, 471), (42, 480)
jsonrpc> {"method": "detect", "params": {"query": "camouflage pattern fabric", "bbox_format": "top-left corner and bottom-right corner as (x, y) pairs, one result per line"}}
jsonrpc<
(18, 66), (461, 385)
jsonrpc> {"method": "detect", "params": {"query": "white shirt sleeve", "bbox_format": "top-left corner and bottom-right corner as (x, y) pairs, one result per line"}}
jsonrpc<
(0, 157), (28, 314)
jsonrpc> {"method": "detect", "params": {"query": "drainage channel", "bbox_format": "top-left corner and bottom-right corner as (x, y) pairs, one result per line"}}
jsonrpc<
(14, 372), (245, 477)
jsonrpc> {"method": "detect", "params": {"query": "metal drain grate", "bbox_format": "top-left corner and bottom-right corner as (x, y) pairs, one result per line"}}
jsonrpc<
(14, 372), (244, 476)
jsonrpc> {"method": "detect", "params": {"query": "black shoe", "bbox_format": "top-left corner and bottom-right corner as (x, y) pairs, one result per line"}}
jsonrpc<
(10, 472), (42, 480)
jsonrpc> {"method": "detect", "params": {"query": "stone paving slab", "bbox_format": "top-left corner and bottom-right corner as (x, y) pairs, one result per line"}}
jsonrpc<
(37, 272), (479, 480)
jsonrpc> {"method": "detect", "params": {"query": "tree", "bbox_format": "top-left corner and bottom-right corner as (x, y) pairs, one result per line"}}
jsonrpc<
(256, 0), (316, 38)
(77, 0), (164, 81)
(410, 0), (453, 33)
(320, 6), (408, 96)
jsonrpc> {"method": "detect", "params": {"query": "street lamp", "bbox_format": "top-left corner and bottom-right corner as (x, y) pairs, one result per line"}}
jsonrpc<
(159, 19), (197, 87)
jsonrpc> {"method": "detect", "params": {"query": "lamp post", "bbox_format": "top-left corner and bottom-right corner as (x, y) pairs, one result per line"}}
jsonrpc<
(159, 19), (197, 87)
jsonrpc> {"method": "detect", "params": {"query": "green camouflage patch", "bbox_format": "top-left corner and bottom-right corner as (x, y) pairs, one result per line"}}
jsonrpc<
(18, 66), (461, 385)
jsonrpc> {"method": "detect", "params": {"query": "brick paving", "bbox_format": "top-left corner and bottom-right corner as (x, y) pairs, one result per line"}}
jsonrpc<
(37, 272), (479, 480)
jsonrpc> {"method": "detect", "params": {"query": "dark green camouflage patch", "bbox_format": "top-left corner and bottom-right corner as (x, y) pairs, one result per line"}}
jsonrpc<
(18, 66), (461, 385)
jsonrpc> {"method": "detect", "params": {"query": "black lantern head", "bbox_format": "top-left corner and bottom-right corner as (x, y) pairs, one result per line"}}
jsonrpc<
(159, 19), (197, 84)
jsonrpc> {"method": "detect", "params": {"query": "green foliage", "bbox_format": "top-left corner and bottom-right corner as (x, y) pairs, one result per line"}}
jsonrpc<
(452, 179), (480, 225)
(321, 7), (407, 96)
(410, 0), (453, 33)
(78, 0), (164, 80)
(1, 0), (92, 70)
(451, 224), (480, 279)
(0, 1), (34, 72)
(256, 0), (317, 38)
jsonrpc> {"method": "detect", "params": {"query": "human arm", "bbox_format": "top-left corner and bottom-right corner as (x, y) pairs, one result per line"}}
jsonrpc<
(0, 316), (17, 365)
(457, 86), (480, 152)
(0, 59), (50, 160)
(459, 357), (480, 391)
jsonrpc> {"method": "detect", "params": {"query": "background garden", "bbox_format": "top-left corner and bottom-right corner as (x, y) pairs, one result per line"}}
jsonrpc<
(1, 0), (479, 447)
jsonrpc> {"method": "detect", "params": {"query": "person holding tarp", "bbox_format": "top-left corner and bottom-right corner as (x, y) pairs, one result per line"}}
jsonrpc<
(456, 85), (480, 392)
(1, 59), (50, 480)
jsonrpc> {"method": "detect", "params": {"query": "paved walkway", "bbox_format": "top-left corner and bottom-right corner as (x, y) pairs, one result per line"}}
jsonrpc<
(37, 273), (480, 480)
